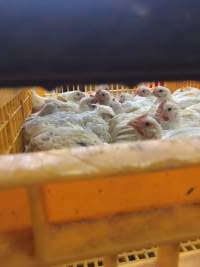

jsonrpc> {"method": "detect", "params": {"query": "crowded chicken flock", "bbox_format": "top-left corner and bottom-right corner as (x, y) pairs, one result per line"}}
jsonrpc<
(23, 84), (200, 152)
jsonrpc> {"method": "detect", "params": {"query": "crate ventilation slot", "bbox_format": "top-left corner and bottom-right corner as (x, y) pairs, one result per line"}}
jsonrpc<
(54, 239), (200, 267)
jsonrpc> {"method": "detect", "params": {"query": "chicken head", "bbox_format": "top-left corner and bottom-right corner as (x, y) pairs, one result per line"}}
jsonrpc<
(127, 114), (162, 139)
(153, 86), (172, 101)
(95, 89), (112, 105)
(135, 86), (152, 97)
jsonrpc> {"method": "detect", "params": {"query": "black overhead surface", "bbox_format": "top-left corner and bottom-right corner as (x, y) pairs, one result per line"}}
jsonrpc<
(0, 0), (199, 88)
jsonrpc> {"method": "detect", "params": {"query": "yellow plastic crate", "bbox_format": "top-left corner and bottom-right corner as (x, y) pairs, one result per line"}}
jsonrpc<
(0, 82), (200, 267)
(0, 89), (32, 154)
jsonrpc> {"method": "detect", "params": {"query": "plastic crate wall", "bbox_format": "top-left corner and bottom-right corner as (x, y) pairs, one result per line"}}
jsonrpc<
(55, 83), (152, 96)
(0, 89), (32, 154)
(54, 81), (200, 95)
(0, 82), (200, 267)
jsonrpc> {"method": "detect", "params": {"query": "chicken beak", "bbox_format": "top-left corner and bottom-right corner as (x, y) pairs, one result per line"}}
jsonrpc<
(162, 114), (169, 121)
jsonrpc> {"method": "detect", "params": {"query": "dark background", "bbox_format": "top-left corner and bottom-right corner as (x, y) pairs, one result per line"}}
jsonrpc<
(0, 0), (199, 88)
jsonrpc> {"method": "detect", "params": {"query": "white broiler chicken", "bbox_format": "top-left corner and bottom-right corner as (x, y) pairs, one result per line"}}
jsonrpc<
(23, 109), (104, 152)
(121, 101), (144, 113)
(110, 113), (140, 143)
(172, 87), (200, 97)
(153, 86), (200, 109)
(175, 95), (200, 109)
(127, 114), (163, 140)
(135, 85), (154, 99)
(119, 93), (134, 103)
(31, 90), (59, 112)
(23, 118), (52, 148)
(94, 89), (124, 115)
(155, 100), (200, 130)
(26, 126), (102, 152)
(57, 90), (85, 103)
(118, 92), (139, 113)
(110, 107), (156, 143)
(134, 85), (155, 105)
(95, 88), (112, 105)
(23, 111), (84, 144)
(163, 127), (200, 140)
(79, 96), (97, 112)
(109, 99), (124, 114)
(155, 100), (180, 130)
(31, 90), (47, 112)
(81, 104), (115, 143)
(153, 86), (173, 102)
(31, 89), (80, 112)
(29, 100), (79, 120)
(110, 87), (155, 143)
(121, 86), (154, 114)
(186, 102), (200, 115)
(127, 112), (200, 141)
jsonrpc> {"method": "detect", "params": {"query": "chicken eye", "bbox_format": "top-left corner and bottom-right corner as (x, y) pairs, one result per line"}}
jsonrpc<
(168, 107), (172, 111)
(102, 93), (105, 97)
(77, 93), (80, 96)
(142, 90), (145, 93)
(159, 89), (163, 93)
(145, 122), (151, 127)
